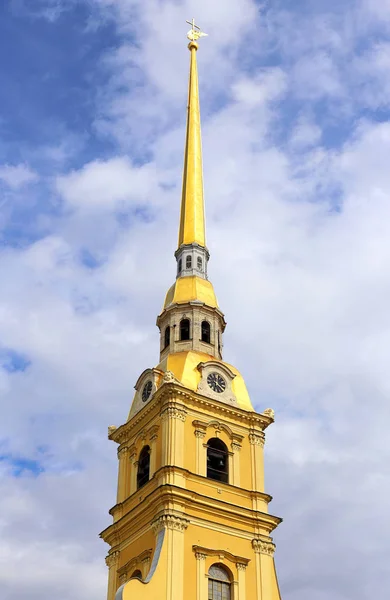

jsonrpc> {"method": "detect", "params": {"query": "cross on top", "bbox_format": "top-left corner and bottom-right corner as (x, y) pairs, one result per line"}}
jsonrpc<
(186, 18), (208, 42)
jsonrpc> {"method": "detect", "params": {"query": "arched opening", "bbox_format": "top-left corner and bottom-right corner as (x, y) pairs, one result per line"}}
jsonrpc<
(180, 318), (190, 341)
(201, 320), (211, 344)
(207, 438), (228, 483)
(130, 570), (142, 580)
(186, 255), (192, 269)
(178, 259), (182, 275)
(197, 256), (202, 270)
(208, 564), (232, 600)
(164, 326), (170, 348)
(137, 446), (150, 489)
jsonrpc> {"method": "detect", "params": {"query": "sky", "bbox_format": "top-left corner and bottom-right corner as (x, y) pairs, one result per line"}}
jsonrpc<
(0, 0), (390, 598)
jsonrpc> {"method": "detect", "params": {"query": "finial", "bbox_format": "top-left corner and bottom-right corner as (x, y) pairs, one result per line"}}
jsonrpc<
(186, 18), (208, 44)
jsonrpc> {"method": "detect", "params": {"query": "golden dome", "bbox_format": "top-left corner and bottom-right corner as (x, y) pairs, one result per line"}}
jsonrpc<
(157, 350), (254, 412)
(163, 276), (219, 310)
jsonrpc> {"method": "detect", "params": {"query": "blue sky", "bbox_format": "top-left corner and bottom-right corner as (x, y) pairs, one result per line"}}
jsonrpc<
(1, 0), (390, 599)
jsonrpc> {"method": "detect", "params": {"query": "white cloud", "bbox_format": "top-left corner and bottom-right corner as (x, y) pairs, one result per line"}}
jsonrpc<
(2, 1), (390, 599)
(0, 164), (39, 189)
(56, 157), (159, 210)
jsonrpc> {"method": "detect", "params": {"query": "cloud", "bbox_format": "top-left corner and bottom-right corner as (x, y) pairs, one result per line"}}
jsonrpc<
(0, 164), (39, 189)
(56, 157), (159, 210)
(1, 1), (390, 600)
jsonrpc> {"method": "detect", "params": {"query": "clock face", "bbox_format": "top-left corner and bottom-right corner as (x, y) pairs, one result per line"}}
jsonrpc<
(142, 380), (153, 402)
(207, 372), (226, 394)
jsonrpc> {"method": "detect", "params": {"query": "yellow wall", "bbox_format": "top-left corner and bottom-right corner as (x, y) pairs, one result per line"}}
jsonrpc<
(101, 381), (282, 600)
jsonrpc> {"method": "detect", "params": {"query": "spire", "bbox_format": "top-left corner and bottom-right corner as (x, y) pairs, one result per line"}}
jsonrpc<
(178, 21), (207, 249)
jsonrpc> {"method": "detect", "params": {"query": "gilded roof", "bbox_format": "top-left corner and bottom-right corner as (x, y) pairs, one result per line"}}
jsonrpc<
(157, 350), (254, 412)
(163, 276), (218, 310)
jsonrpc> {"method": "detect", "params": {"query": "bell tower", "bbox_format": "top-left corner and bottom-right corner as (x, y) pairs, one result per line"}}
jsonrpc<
(100, 20), (283, 600)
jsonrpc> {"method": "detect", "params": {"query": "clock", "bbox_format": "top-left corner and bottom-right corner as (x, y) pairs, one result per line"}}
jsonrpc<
(207, 372), (226, 393)
(142, 380), (153, 402)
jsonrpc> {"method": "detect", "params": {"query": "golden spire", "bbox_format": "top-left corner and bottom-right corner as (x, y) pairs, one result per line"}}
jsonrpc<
(178, 19), (208, 248)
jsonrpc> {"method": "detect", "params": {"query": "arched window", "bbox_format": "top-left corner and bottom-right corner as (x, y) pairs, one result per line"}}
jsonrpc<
(137, 446), (150, 489)
(180, 318), (190, 341)
(207, 438), (228, 483)
(178, 259), (182, 274)
(208, 564), (231, 600)
(130, 570), (142, 580)
(197, 256), (202, 270)
(186, 255), (192, 269)
(201, 321), (211, 344)
(164, 326), (170, 348)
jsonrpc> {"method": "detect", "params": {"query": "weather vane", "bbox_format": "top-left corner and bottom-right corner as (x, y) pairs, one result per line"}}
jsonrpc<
(186, 18), (208, 42)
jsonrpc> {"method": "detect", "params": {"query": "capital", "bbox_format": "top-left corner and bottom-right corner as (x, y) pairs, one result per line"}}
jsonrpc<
(160, 406), (187, 422)
(252, 538), (275, 556)
(249, 432), (265, 447)
(152, 514), (189, 534)
(195, 552), (207, 561)
(105, 550), (120, 568)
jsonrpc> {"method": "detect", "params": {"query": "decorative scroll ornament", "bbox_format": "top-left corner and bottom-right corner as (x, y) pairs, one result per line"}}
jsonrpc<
(186, 18), (208, 42)
(152, 514), (189, 534)
(108, 425), (117, 437)
(162, 370), (178, 384)
(252, 539), (276, 556)
(263, 408), (275, 419)
(236, 562), (248, 571)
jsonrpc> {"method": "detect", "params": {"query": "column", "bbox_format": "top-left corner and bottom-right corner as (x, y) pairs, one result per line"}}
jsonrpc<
(161, 403), (187, 485)
(252, 538), (276, 600)
(116, 446), (129, 503)
(249, 432), (265, 493)
(236, 563), (247, 600)
(195, 552), (207, 600)
(194, 428), (206, 476)
(152, 515), (189, 600)
(105, 550), (120, 600)
(231, 442), (242, 487)
(130, 455), (138, 496)
(149, 431), (158, 477)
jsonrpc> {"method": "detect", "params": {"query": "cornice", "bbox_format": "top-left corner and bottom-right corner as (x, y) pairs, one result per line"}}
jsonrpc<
(100, 470), (281, 547)
(108, 378), (274, 447)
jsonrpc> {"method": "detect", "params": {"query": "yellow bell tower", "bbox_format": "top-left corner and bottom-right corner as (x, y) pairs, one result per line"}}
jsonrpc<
(100, 19), (283, 600)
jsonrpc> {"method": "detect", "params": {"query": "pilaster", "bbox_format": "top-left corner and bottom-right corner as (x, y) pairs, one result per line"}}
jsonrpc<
(195, 551), (207, 600)
(105, 550), (120, 600)
(116, 446), (130, 503)
(152, 515), (189, 600)
(161, 403), (187, 486)
(252, 538), (276, 600)
(236, 562), (247, 600)
(249, 431), (265, 494)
